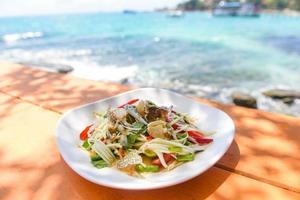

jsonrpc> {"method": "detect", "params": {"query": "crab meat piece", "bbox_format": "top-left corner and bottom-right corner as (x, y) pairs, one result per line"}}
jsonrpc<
(146, 106), (168, 122)
(136, 100), (146, 116)
(124, 105), (148, 125)
(108, 121), (117, 133)
(147, 120), (168, 138)
(109, 108), (127, 121)
(117, 151), (142, 168)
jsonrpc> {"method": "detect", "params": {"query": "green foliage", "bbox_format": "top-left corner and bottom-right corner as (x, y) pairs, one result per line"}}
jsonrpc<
(277, 0), (289, 10)
(177, 0), (206, 10)
(289, 0), (300, 11)
(246, 0), (262, 4)
(176, 0), (300, 11)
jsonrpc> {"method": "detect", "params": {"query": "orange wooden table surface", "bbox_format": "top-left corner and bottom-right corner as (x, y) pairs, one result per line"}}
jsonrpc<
(0, 61), (299, 200)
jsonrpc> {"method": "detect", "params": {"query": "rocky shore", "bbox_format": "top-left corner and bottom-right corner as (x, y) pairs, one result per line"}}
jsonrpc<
(232, 89), (300, 112)
(262, 9), (300, 17)
(231, 91), (257, 109)
(5, 61), (300, 118)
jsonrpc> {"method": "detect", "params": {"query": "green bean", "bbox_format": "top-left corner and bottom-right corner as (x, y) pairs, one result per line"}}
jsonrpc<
(176, 153), (195, 161)
(135, 164), (160, 172)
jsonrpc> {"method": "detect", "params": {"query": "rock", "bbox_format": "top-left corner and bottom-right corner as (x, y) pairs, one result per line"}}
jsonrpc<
(263, 89), (300, 99)
(56, 65), (73, 74)
(282, 97), (295, 105)
(231, 91), (257, 109)
(263, 89), (300, 105)
(120, 78), (129, 85)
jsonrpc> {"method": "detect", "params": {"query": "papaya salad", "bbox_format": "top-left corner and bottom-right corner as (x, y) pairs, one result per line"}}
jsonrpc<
(79, 99), (213, 177)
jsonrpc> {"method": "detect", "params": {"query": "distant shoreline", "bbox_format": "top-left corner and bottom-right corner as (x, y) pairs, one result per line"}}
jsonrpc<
(158, 9), (300, 17)
(0, 9), (299, 19)
(261, 9), (300, 17)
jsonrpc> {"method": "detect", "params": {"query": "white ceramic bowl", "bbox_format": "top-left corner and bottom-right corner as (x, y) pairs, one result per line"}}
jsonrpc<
(56, 88), (235, 190)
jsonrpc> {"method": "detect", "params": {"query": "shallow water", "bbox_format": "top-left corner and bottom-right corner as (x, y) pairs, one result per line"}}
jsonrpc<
(0, 12), (300, 116)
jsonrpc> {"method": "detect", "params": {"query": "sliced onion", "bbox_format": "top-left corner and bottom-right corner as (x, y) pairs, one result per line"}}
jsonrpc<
(155, 152), (168, 168)
(94, 140), (115, 165)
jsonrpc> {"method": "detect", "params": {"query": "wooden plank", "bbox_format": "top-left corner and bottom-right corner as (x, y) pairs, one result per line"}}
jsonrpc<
(0, 94), (76, 200)
(60, 162), (300, 200)
(0, 61), (300, 191)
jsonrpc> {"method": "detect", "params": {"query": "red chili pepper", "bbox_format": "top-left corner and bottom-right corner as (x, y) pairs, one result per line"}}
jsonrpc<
(146, 135), (153, 141)
(164, 153), (174, 162)
(152, 153), (174, 166)
(172, 123), (186, 133)
(172, 123), (179, 130)
(79, 124), (93, 141)
(187, 130), (213, 144)
(194, 138), (213, 144)
(187, 130), (204, 137)
(118, 98), (140, 108)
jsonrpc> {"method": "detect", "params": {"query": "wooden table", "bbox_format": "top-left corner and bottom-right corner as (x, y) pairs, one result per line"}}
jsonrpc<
(0, 61), (299, 200)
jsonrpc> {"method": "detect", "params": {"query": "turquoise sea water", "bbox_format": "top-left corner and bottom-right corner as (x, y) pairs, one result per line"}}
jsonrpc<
(0, 12), (300, 115)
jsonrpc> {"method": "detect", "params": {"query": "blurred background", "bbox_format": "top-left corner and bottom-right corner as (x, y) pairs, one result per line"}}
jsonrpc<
(0, 0), (299, 116)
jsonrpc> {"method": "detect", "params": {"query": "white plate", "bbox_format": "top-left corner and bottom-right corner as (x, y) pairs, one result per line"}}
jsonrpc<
(56, 88), (235, 190)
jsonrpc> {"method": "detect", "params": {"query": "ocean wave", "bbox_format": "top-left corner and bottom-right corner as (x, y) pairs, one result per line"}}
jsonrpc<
(263, 35), (300, 55)
(1, 32), (44, 43)
(0, 48), (137, 82)
(69, 61), (138, 82)
(0, 48), (92, 61)
(0, 48), (299, 116)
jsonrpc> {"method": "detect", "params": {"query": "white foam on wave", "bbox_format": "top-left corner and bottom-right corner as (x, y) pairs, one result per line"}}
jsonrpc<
(215, 85), (300, 117)
(0, 48), (138, 82)
(0, 48), (299, 117)
(0, 48), (92, 61)
(67, 60), (138, 82)
(2, 32), (44, 43)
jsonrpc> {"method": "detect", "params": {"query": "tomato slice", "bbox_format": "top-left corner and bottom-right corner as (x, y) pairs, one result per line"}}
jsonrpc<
(172, 123), (179, 130)
(187, 130), (213, 144)
(194, 137), (213, 144)
(187, 130), (204, 137)
(146, 135), (153, 141)
(152, 153), (174, 166)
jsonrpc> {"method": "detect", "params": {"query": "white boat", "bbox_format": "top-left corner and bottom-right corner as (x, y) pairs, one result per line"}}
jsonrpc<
(167, 10), (184, 18)
(213, 1), (259, 17)
(123, 10), (137, 14)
